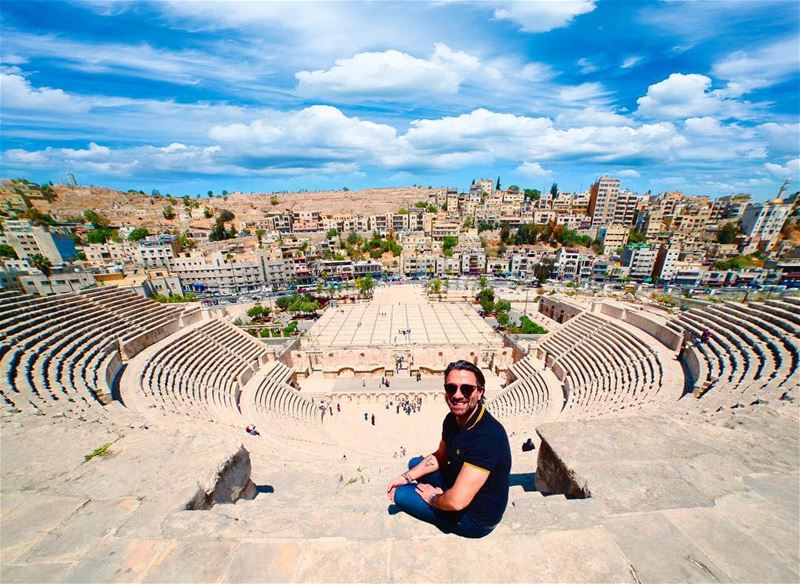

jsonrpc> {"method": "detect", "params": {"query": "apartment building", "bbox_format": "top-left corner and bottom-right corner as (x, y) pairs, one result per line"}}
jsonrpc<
(620, 245), (657, 281)
(588, 176), (621, 227)
(741, 198), (792, 253)
(137, 235), (180, 269)
(2, 219), (68, 264)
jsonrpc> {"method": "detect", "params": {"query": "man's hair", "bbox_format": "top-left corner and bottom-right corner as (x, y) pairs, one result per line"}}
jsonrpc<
(444, 360), (486, 388)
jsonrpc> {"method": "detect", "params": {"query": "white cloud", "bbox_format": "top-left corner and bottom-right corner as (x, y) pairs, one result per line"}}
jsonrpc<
(493, 1), (596, 33)
(764, 159), (800, 178)
(295, 44), (481, 98)
(517, 162), (552, 177)
(621, 56), (643, 69)
(558, 82), (609, 103)
(577, 57), (598, 75)
(555, 108), (635, 128)
(616, 169), (641, 178)
(755, 122), (800, 156)
(713, 37), (800, 96)
(635, 73), (750, 119)
(0, 71), (89, 113)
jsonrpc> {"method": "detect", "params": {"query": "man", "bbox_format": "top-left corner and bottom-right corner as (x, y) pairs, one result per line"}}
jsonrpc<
(386, 360), (511, 538)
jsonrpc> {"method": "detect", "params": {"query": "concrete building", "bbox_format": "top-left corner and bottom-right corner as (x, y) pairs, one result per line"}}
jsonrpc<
(601, 224), (629, 253)
(652, 244), (681, 283)
(18, 269), (96, 296)
(83, 241), (139, 267)
(2, 219), (69, 264)
(620, 245), (657, 281)
(740, 198), (792, 254)
(137, 236), (180, 269)
(588, 176), (621, 227)
(460, 250), (486, 275)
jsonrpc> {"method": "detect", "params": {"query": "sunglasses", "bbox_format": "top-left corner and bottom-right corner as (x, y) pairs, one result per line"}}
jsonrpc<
(443, 383), (482, 398)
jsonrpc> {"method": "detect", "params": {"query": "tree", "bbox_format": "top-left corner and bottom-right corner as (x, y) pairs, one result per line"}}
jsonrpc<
(478, 287), (495, 314)
(523, 189), (541, 201)
(496, 177), (501, 191)
(347, 231), (360, 246)
(84, 209), (109, 229)
(355, 274), (375, 297)
(628, 228), (647, 244)
(29, 253), (52, 276)
(429, 278), (443, 295)
(717, 222), (740, 244)
(533, 259), (554, 284)
(496, 312), (510, 328)
(442, 235), (458, 257)
(0, 244), (18, 259)
(87, 229), (112, 244)
(24, 208), (56, 227)
(151, 189), (161, 196)
(208, 190), (214, 198)
(203, 206), (214, 219)
(128, 227), (150, 241)
(178, 233), (195, 252)
(270, 195), (279, 206)
(343, 186), (350, 191)
(508, 185), (520, 192)
(162, 205), (175, 220)
(326, 228), (339, 239)
(479, 275), (488, 289)
(519, 315), (547, 334)
(550, 183), (558, 197)
(221, 190), (228, 197)
(495, 299), (511, 314)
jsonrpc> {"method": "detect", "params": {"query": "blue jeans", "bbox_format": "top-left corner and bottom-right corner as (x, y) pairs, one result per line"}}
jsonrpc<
(392, 456), (495, 538)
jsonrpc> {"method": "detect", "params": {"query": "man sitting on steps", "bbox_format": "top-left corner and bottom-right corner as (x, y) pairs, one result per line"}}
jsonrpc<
(386, 360), (511, 538)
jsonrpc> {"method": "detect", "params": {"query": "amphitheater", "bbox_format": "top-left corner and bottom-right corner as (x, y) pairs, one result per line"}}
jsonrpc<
(1, 283), (798, 582)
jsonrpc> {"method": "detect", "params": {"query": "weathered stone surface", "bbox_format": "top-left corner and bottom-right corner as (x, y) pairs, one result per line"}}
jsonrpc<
(65, 537), (177, 583)
(294, 539), (389, 583)
(21, 498), (140, 564)
(142, 539), (237, 583)
(224, 541), (302, 583)
(0, 495), (89, 565)
(663, 506), (799, 583)
(603, 513), (732, 582)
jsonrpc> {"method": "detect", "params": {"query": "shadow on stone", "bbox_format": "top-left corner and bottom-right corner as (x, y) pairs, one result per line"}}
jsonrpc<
(387, 504), (401, 515)
(255, 484), (275, 495)
(509, 472), (537, 492)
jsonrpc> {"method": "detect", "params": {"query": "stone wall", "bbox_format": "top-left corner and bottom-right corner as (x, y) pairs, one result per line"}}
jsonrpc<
(289, 344), (512, 378)
(119, 309), (202, 361)
(598, 302), (681, 350)
(539, 296), (583, 323)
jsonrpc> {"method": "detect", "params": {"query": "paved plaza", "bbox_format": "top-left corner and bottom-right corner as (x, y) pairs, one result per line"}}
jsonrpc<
(306, 284), (501, 347)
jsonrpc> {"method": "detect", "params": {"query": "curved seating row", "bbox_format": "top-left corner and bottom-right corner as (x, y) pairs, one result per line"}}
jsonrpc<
(488, 355), (552, 418)
(249, 361), (320, 424)
(0, 288), (187, 416)
(673, 298), (799, 405)
(137, 318), (268, 420)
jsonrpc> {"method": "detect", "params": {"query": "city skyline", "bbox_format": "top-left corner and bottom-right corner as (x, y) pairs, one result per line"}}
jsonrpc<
(1, 0), (798, 201)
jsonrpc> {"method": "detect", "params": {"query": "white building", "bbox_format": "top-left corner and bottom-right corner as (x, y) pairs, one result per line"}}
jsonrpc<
(740, 198), (791, 254)
(2, 219), (65, 264)
(137, 236), (180, 269)
(588, 176), (621, 227)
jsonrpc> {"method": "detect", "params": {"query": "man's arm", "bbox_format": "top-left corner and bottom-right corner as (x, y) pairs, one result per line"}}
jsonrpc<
(386, 440), (446, 501)
(416, 464), (489, 511)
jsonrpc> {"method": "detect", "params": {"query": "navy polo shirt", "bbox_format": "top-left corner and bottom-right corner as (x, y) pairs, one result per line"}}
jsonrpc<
(440, 405), (511, 528)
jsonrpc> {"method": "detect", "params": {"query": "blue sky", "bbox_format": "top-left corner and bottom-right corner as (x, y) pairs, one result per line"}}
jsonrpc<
(1, 0), (798, 201)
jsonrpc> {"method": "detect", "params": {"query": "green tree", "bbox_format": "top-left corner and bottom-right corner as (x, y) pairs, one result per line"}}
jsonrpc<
(496, 312), (510, 328)
(162, 205), (175, 220)
(355, 274), (375, 297)
(550, 183), (558, 197)
(127, 227), (150, 241)
(87, 229), (112, 244)
(519, 315), (547, 334)
(270, 195), (279, 206)
(442, 235), (458, 257)
(207, 190), (214, 198)
(508, 185), (520, 192)
(84, 209), (109, 229)
(628, 228), (647, 244)
(178, 233), (195, 251)
(221, 190), (228, 197)
(523, 189), (541, 201)
(326, 228), (339, 239)
(495, 299), (511, 313)
(347, 231), (360, 246)
(429, 278), (443, 295)
(0, 244), (18, 259)
(479, 275), (488, 289)
(343, 186), (350, 191)
(478, 287), (495, 314)
(203, 206), (214, 219)
(533, 259), (554, 284)
(29, 253), (53, 276)
(496, 177), (501, 191)
(717, 222), (740, 244)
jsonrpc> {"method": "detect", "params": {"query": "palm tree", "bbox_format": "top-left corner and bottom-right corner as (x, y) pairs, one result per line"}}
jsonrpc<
(29, 254), (52, 277)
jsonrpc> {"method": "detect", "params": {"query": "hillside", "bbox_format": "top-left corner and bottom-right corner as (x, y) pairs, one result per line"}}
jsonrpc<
(0, 180), (441, 231)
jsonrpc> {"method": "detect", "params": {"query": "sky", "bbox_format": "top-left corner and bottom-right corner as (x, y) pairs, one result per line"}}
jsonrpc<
(1, 0), (798, 201)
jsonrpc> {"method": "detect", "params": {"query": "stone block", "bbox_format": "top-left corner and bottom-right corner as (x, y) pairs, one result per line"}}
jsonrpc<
(224, 541), (302, 583)
(142, 539), (237, 583)
(603, 512), (732, 582)
(65, 538), (177, 583)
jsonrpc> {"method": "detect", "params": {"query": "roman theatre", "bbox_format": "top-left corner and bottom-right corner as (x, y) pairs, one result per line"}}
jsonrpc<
(1, 284), (798, 582)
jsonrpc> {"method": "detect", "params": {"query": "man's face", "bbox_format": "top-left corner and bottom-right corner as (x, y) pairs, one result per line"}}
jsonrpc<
(444, 369), (483, 418)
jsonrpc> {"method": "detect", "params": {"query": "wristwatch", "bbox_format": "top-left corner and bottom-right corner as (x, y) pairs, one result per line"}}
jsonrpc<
(429, 492), (439, 506)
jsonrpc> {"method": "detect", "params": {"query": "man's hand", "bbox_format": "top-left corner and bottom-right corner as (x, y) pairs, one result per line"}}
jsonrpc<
(386, 474), (409, 502)
(415, 483), (444, 506)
